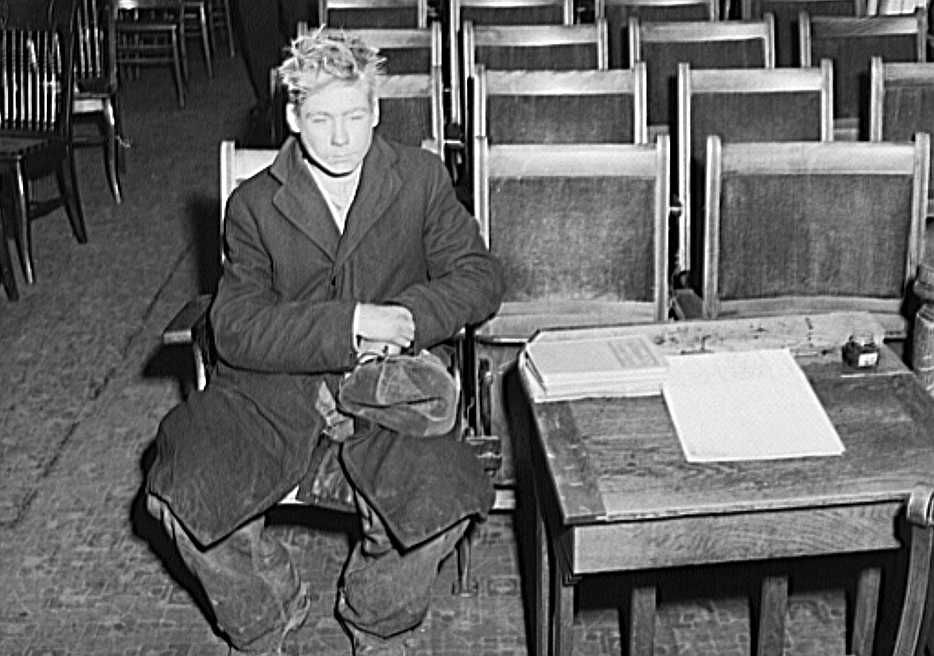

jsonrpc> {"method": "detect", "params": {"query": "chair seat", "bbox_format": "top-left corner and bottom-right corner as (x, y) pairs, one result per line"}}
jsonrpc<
(76, 77), (115, 94)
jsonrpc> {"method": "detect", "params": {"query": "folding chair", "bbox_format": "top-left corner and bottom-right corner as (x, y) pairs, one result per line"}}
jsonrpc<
(473, 63), (647, 144)
(630, 15), (775, 132)
(800, 9), (927, 138)
(869, 56), (934, 216)
(595, 0), (717, 68)
(741, 0), (862, 65)
(702, 134), (929, 340)
(676, 60), (833, 277)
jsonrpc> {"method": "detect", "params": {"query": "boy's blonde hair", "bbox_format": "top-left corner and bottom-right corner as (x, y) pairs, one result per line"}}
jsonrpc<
(278, 27), (385, 105)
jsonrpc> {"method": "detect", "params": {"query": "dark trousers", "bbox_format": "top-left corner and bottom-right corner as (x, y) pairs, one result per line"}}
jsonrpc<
(234, 0), (319, 106)
(147, 489), (467, 652)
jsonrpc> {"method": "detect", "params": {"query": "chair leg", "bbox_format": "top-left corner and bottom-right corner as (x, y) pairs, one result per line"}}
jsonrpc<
(452, 525), (479, 596)
(11, 164), (34, 285)
(170, 32), (187, 108)
(0, 212), (20, 301)
(222, 0), (235, 57)
(56, 150), (88, 245)
(178, 21), (190, 83)
(199, 3), (214, 77)
(101, 99), (123, 203)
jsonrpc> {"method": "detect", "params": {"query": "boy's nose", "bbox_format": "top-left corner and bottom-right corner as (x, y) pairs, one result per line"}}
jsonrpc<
(332, 119), (349, 146)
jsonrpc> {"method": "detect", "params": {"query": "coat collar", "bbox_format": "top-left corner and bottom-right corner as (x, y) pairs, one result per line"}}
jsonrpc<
(269, 136), (403, 265)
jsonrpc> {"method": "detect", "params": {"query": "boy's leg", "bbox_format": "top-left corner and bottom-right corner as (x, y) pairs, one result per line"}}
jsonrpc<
(146, 494), (311, 653)
(337, 490), (469, 646)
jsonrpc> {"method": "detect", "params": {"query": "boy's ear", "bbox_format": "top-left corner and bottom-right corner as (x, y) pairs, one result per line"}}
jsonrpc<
(371, 100), (380, 128)
(286, 104), (301, 134)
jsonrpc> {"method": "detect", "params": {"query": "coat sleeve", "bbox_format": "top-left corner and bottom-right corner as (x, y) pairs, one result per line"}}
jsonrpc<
(209, 186), (358, 374)
(388, 157), (505, 351)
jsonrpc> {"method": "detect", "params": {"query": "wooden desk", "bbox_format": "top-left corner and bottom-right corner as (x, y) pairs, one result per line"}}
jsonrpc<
(521, 312), (934, 656)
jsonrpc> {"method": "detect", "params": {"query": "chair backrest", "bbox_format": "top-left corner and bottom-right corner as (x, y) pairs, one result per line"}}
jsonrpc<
(677, 60), (833, 273)
(376, 66), (445, 155)
(472, 135), (670, 334)
(219, 141), (278, 264)
(869, 57), (934, 214)
(741, 0), (862, 65)
(631, 16), (775, 129)
(800, 10), (927, 121)
(74, 0), (116, 90)
(0, 26), (73, 138)
(702, 135), (929, 336)
(319, 0), (430, 28)
(474, 64), (647, 145)
(297, 22), (442, 74)
(595, 0), (717, 68)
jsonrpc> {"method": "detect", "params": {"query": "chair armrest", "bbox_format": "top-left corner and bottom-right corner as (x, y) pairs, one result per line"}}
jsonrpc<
(162, 294), (211, 345)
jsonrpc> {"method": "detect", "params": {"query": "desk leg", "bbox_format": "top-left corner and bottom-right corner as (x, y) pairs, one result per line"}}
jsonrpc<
(756, 574), (788, 656)
(629, 585), (657, 656)
(552, 564), (576, 656)
(850, 566), (881, 656)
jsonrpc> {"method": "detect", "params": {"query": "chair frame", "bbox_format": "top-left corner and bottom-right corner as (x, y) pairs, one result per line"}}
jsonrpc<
(799, 8), (928, 66)
(629, 13), (777, 67)
(702, 134), (930, 335)
(472, 135), (671, 331)
(318, 0), (430, 28)
(473, 62), (648, 144)
(676, 59), (833, 272)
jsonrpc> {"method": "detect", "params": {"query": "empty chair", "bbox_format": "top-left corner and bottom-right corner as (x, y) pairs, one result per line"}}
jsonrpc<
(474, 63), (647, 144)
(115, 0), (187, 107)
(741, 0), (862, 65)
(596, 0), (717, 68)
(183, 0), (212, 77)
(800, 10), (927, 137)
(457, 20), (608, 126)
(869, 56), (934, 215)
(319, 0), (430, 28)
(702, 134), (929, 339)
(73, 0), (123, 203)
(207, 0), (234, 56)
(676, 60), (833, 274)
(630, 15), (775, 131)
(1, 26), (87, 288)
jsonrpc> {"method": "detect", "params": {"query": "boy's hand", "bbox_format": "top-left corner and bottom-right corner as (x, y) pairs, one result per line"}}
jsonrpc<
(356, 303), (414, 349)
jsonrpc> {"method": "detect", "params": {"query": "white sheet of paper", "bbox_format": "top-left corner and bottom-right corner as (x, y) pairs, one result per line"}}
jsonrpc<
(663, 349), (845, 462)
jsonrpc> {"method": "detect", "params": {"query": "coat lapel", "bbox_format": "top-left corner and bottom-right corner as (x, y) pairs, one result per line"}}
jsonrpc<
(270, 139), (341, 261)
(334, 137), (402, 270)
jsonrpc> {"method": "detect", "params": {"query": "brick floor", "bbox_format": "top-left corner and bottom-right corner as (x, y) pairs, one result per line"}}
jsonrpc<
(0, 52), (883, 656)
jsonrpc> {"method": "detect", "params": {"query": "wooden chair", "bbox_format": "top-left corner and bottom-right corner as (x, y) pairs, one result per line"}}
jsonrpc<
(319, 0), (430, 28)
(869, 56), (934, 216)
(702, 134), (929, 340)
(375, 67), (445, 156)
(0, 25), (87, 287)
(741, 0), (862, 65)
(207, 0), (233, 56)
(473, 63), (648, 145)
(446, 0), (573, 127)
(800, 10), (927, 138)
(630, 15), (775, 132)
(182, 0), (212, 77)
(460, 136), (671, 591)
(458, 20), (608, 130)
(73, 0), (123, 203)
(595, 0), (717, 69)
(115, 0), (186, 107)
(676, 60), (833, 276)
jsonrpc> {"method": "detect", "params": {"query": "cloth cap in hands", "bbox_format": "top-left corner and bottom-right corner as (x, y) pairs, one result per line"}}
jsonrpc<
(338, 350), (460, 437)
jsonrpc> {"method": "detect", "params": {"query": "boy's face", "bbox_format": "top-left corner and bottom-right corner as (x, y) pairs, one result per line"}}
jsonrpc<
(287, 76), (379, 175)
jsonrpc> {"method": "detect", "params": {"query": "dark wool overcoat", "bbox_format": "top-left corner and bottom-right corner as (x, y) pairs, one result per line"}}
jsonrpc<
(147, 135), (505, 548)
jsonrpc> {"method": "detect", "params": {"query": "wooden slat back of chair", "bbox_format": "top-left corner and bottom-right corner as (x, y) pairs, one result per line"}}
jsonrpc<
(75, 0), (116, 88)
(801, 10), (927, 120)
(741, 0), (862, 65)
(298, 23), (442, 73)
(869, 57), (934, 213)
(473, 136), (670, 337)
(320, 0), (430, 28)
(218, 141), (278, 265)
(465, 20), (608, 73)
(376, 66), (445, 155)
(631, 15), (775, 128)
(474, 64), (647, 144)
(677, 60), (833, 273)
(0, 27), (66, 135)
(702, 134), (929, 337)
(596, 0), (717, 68)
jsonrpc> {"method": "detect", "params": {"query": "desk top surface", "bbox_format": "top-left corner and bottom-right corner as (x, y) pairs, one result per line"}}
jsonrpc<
(523, 312), (934, 526)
